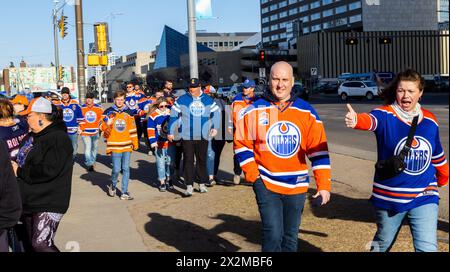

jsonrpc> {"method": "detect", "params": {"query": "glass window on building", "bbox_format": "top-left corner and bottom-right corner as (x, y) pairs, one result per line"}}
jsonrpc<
(271, 34), (279, 41)
(280, 32), (287, 39)
(299, 4), (308, 12)
(280, 11), (288, 18)
(208, 42), (213, 47)
(301, 15), (309, 22)
(279, 0), (288, 8)
(271, 25), (279, 31)
(303, 27), (310, 34)
(335, 5), (347, 14)
(270, 14), (278, 21)
(234, 41), (239, 46)
(219, 42), (223, 47)
(349, 14), (362, 23)
(323, 0), (333, 5)
(261, 0), (269, 4)
(289, 0), (297, 4)
(224, 41), (229, 47)
(263, 27), (270, 33)
(323, 8), (333, 17)
(348, 1), (361, 10)
(335, 17), (348, 26)
(310, 1), (321, 9)
(311, 12), (321, 21)
(289, 8), (298, 16)
(270, 3), (278, 11)
(214, 42), (218, 47)
(279, 21), (287, 28)
(262, 7), (269, 14)
(311, 24), (321, 32)
(323, 21), (332, 29)
(263, 37), (270, 43)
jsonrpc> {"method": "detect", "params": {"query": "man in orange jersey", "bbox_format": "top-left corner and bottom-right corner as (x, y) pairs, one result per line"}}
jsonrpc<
(235, 62), (331, 252)
(80, 92), (104, 172)
(101, 90), (138, 200)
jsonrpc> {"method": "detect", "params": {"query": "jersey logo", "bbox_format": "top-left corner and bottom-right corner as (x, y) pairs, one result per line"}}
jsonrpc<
(144, 104), (150, 112)
(85, 111), (97, 123)
(189, 101), (205, 117)
(114, 119), (127, 133)
(238, 108), (247, 120)
(259, 112), (269, 126)
(63, 108), (75, 122)
(394, 136), (432, 176)
(127, 99), (137, 109)
(266, 121), (301, 158)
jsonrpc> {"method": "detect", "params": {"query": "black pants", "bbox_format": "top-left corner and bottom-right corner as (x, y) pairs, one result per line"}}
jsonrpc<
(0, 230), (8, 252)
(233, 154), (242, 175)
(212, 139), (226, 176)
(174, 143), (183, 171)
(183, 140), (208, 186)
(135, 115), (143, 140)
(142, 120), (150, 149)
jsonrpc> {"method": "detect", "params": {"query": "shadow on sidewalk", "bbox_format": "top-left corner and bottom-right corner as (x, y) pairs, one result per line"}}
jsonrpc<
(144, 213), (322, 252)
(307, 189), (449, 234)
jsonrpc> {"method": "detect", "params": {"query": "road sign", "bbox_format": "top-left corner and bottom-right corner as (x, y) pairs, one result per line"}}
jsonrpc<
(230, 73), (239, 83)
(259, 68), (266, 79)
(311, 67), (318, 76)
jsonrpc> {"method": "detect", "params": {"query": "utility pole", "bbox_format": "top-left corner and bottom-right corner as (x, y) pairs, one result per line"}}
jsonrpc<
(75, 0), (86, 103)
(187, 0), (198, 79)
(53, 8), (60, 82)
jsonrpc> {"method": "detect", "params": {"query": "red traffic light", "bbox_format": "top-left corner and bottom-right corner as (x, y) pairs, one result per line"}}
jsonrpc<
(259, 50), (265, 61)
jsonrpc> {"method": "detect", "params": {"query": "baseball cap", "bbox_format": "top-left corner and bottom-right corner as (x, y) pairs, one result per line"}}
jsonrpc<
(189, 78), (201, 88)
(242, 79), (256, 89)
(19, 97), (52, 116)
(11, 95), (30, 106)
(61, 87), (70, 94)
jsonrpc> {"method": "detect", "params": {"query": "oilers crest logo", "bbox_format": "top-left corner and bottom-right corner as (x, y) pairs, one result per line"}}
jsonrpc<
(63, 108), (75, 122)
(144, 103), (150, 112)
(127, 99), (137, 109)
(189, 101), (205, 117)
(394, 136), (432, 175)
(266, 121), (301, 158)
(85, 111), (97, 123)
(114, 119), (127, 133)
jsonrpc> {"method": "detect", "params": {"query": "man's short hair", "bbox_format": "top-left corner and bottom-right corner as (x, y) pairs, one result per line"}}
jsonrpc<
(114, 90), (126, 99)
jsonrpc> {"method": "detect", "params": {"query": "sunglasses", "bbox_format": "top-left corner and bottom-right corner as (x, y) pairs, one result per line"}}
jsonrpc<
(159, 105), (168, 109)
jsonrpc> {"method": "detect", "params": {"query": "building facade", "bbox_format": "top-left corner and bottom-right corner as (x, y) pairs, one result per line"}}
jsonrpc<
(261, 0), (363, 47)
(195, 32), (258, 52)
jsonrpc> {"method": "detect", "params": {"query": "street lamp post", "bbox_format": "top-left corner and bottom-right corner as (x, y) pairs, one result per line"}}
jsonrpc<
(187, 0), (198, 79)
(52, 0), (68, 83)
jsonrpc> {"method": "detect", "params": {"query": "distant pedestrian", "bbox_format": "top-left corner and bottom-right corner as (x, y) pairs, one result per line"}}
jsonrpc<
(10, 95), (29, 117)
(54, 87), (84, 160)
(168, 78), (221, 196)
(345, 69), (449, 252)
(229, 79), (259, 185)
(147, 97), (173, 192)
(101, 91), (138, 200)
(0, 99), (29, 161)
(80, 92), (103, 172)
(13, 97), (73, 252)
(125, 83), (147, 144)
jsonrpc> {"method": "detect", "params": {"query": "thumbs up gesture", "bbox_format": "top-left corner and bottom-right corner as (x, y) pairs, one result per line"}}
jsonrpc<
(345, 104), (357, 128)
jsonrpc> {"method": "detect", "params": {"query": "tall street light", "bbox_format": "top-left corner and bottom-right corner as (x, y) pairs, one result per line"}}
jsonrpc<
(187, 0), (198, 79)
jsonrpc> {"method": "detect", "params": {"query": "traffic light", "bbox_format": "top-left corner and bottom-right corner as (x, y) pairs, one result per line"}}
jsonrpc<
(379, 37), (392, 44)
(345, 37), (358, 45)
(95, 23), (109, 53)
(259, 50), (266, 66)
(59, 15), (68, 39)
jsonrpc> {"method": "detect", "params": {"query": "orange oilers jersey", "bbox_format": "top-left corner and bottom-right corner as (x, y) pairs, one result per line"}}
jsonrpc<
(234, 98), (331, 195)
(101, 106), (138, 155)
(80, 104), (104, 136)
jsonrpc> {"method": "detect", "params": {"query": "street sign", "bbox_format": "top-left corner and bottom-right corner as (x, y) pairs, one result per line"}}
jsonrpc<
(230, 73), (239, 83)
(219, 77), (224, 84)
(311, 67), (318, 76)
(259, 68), (266, 79)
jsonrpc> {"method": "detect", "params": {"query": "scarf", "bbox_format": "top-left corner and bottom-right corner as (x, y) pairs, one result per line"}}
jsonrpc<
(391, 101), (423, 123)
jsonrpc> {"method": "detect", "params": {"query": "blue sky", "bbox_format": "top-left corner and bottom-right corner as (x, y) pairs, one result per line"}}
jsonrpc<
(0, 0), (261, 68)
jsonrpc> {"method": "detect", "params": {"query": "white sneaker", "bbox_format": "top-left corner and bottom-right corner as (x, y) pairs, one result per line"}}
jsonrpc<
(199, 184), (208, 193)
(184, 185), (194, 197)
(233, 175), (241, 185)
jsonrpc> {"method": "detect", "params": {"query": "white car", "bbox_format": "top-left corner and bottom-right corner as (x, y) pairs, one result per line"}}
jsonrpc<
(338, 81), (379, 101)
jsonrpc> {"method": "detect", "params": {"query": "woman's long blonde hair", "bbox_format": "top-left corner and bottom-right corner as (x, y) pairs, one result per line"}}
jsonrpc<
(147, 97), (170, 119)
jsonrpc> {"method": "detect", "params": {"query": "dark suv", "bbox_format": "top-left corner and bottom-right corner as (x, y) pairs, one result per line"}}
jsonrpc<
(292, 83), (309, 101)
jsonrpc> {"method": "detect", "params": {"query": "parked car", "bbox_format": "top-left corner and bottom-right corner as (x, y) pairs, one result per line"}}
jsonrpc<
(338, 81), (379, 101)
(314, 82), (339, 94)
(217, 87), (231, 99)
(292, 83), (309, 101)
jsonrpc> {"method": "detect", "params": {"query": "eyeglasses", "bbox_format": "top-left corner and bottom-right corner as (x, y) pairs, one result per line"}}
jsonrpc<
(159, 105), (168, 109)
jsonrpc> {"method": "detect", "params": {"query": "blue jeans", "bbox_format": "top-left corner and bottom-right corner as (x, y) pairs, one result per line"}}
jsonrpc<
(155, 147), (172, 181)
(206, 140), (214, 176)
(111, 152), (131, 193)
(81, 134), (99, 167)
(371, 203), (439, 252)
(253, 178), (306, 252)
(68, 133), (78, 160)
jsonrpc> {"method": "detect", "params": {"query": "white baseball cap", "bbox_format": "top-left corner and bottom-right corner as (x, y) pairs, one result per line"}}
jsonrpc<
(19, 97), (53, 116)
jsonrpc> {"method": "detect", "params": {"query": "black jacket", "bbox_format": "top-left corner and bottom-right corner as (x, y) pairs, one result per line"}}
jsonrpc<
(0, 141), (22, 230)
(17, 122), (73, 214)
